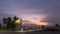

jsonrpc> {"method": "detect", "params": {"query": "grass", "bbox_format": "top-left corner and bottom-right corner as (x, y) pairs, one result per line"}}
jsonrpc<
(0, 28), (12, 32)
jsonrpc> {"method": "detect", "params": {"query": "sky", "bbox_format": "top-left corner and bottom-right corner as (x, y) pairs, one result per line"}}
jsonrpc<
(0, 0), (60, 26)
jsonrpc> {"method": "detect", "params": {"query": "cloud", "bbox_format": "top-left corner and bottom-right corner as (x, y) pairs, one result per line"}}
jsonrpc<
(0, 0), (60, 25)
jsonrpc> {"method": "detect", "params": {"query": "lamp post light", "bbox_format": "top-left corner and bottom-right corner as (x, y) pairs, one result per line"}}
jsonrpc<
(14, 18), (22, 31)
(11, 16), (22, 31)
(15, 19), (22, 25)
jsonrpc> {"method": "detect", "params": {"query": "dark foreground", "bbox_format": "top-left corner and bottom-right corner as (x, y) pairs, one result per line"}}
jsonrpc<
(0, 31), (60, 34)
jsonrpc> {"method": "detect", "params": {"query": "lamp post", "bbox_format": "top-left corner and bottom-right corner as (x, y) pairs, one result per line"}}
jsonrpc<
(12, 16), (22, 31)
(14, 18), (22, 31)
(15, 19), (22, 25)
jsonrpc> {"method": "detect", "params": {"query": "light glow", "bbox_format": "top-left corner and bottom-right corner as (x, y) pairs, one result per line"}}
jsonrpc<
(15, 19), (21, 24)
(35, 22), (49, 26)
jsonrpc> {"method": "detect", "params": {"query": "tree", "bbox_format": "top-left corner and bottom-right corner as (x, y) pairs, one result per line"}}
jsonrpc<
(11, 16), (18, 31)
(2, 16), (22, 31)
(3, 18), (7, 24)
(7, 17), (12, 29)
(55, 24), (59, 27)
(41, 25), (45, 30)
(3, 18), (8, 29)
(0, 24), (1, 29)
(55, 24), (59, 31)
(3, 17), (12, 29)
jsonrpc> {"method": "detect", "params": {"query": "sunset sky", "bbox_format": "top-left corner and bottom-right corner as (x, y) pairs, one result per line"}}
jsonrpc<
(0, 0), (60, 26)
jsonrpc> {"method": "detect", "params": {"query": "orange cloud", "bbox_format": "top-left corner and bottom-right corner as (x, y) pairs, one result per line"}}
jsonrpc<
(35, 22), (49, 26)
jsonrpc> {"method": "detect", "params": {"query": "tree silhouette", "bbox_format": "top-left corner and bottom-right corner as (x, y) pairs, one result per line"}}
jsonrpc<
(3, 17), (12, 29)
(41, 25), (45, 30)
(0, 24), (1, 29)
(7, 17), (12, 29)
(55, 24), (59, 31)
(11, 16), (18, 31)
(3, 18), (7, 24)
(55, 24), (59, 27)
(2, 16), (21, 31)
(3, 18), (8, 29)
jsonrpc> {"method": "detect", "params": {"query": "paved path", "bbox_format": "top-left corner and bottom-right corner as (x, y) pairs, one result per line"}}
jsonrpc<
(0, 31), (60, 34)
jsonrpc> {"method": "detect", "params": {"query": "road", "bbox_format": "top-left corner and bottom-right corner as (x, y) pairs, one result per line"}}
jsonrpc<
(0, 31), (60, 34)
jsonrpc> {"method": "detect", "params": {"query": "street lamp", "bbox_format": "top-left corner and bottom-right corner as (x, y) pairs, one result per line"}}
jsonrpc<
(15, 19), (22, 25)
